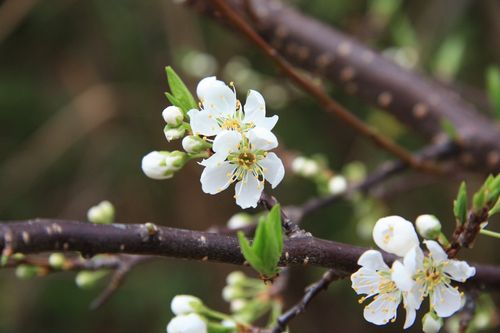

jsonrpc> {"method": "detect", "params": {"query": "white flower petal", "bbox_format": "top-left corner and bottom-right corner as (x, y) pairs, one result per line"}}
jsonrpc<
(391, 261), (414, 292)
(188, 109), (220, 137)
(259, 152), (284, 188)
(357, 250), (389, 271)
(372, 216), (419, 257)
(351, 267), (382, 297)
(197, 77), (236, 117)
(254, 115), (279, 131)
(443, 260), (476, 282)
(247, 128), (278, 151)
(212, 130), (242, 155)
(200, 162), (236, 194)
(431, 284), (463, 318)
(363, 291), (401, 325)
(199, 152), (228, 167)
(243, 90), (278, 131)
(403, 245), (425, 276)
(424, 240), (448, 263)
(235, 173), (262, 209)
(402, 297), (417, 329)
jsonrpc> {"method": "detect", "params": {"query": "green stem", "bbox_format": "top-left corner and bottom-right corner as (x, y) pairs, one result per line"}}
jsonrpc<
(480, 229), (500, 239)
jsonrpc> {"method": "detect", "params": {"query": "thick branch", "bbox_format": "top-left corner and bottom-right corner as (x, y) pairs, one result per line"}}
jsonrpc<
(1, 219), (499, 290)
(185, 0), (500, 173)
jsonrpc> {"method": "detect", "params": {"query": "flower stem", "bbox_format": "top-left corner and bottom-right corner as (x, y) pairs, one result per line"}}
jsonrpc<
(480, 229), (500, 239)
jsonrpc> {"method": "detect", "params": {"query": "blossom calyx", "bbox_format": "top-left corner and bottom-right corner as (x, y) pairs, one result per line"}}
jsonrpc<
(415, 214), (442, 239)
(162, 106), (184, 127)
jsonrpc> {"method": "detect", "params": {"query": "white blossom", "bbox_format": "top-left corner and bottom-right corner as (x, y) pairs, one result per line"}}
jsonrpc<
(182, 135), (207, 154)
(163, 106), (184, 127)
(166, 313), (207, 333)
(372, 216), (419, 257)
(171, 295), (203, 315)
(422, 312), (443, 333)
(396, 240), (475, 318)
(187, 76), (278, 138)
(141, 151), (186, 180)
(291, 156), (319, 177)
(416, 215), (442, 239)
(351, 250), (418, 328)
(327, 175), (347, 195)
(164, 126), (186, 142)
(199, 128), (284, 209)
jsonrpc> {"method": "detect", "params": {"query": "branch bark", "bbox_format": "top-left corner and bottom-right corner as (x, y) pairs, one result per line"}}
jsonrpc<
(1, 219), (499, 290)
(184, 0), (500, 173)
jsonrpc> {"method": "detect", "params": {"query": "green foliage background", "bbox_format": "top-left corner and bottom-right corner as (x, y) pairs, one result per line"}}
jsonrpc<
(0, 0), (498, 332)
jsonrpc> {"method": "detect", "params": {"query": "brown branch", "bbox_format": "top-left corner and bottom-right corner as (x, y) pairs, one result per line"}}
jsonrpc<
(1, 219), (499, 290)
(207, 0), (440, 174)
(184, 0), (500, 173)
(268, 268), (345, 333)
(448, 207), (490, 258)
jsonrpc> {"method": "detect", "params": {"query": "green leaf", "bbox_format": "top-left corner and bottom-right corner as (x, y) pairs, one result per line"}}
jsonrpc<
(237, 205), (283, 278)
(489, 198), (500, 217)
(165, 92), (180, 108)
(454, 182), (468, 225)
(165, 66), (197, 113)
(487, 66), (500, 119)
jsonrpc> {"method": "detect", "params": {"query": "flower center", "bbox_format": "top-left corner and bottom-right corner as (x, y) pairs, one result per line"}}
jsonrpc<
(221, 118), (241, 131)
(237, 152), (256, 168)
(415, 257), (450, 292)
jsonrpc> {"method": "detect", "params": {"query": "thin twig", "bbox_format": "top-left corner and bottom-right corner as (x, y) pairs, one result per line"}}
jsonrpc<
(208, 0), (440, 173)
(269, 269), (345, 333)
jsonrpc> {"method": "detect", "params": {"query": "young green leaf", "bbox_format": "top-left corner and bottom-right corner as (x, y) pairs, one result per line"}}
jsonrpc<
(440, 119), (459, 140)
(487, 66), (500, 119)
(453, 182), (468, 225)
(165, 66), (198, 113)
(489, 198), (500, 217)
(237, 205), (283, 278)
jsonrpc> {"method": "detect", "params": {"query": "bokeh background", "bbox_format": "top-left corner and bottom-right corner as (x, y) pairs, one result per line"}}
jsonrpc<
(0, 0), (499, 332)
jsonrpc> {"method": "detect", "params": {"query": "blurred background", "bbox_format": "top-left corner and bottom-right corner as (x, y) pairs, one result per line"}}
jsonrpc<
(0, 0), (499, 332)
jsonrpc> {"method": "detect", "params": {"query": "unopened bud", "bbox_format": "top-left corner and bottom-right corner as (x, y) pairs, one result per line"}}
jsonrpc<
(327, 175), (348, 195)
(227, 213), (252, 229)
(171, 295), (203, 315)
(141, 151), (187, 180)
(230, 299), (247, 312)
(48, 253), (65, 269)
(291, 157), (319, 177)
(164, 125), (186, 142)
(416, 215), (442, 239)
(75, 270), (108, 289)
(226, 271), (246, 286)
(373, 216), (419, 257)
(87, 200), (115, 224)
(182, 135), (209, 154)
(16, 264), (39, 279)
(422, 312), (443, 333)
(162, 106), (184, 127)
(166, 313), (207, 333)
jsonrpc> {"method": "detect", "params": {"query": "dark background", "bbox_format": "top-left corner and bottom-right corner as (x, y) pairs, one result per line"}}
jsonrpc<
(0, 0), (499, 332)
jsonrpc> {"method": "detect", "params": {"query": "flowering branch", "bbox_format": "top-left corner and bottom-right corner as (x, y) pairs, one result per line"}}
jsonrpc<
(1, 219), (500, 289)
(185, 0), (500, 173)
(206, 0), (440, 173)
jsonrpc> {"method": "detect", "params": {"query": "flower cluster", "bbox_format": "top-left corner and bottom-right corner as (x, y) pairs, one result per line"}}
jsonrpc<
(351, 215), (476, 332)
(141, 74), (284, 209)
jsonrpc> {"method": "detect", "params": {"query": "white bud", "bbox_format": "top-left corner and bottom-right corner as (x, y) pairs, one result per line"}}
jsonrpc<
(164, 126), (186, 142)
(416, 215), (442, 239)
(291, 157), (319, 177)
(141, 151), (186, 180)
(372, 216), (419, 257)
(87, 200), (115, 224)
(48, 253), (65, 269)
(221, 320), (237, 328)
(230, 299), (246, 312)
(162, 106), (184, 126)
(226, 271), (246, 285)
(166, 313), (207, 333)
(75, 270), (108, 289)
(182, 136), (207, 154)
(171, 295), (203, 315)
(422, 312), (443, 333)
(227, 213), (252, 229)
(222, 285), (241, 301)
(327, 175), (347, 195)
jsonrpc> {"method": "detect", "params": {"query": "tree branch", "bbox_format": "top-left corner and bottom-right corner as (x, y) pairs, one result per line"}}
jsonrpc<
(184, 0), (500, 173)
(1, 219), (499, 289)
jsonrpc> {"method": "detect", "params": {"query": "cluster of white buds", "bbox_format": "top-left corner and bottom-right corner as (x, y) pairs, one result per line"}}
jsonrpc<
(163, 106), (186, 141)
(351, 215), (476, 331)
